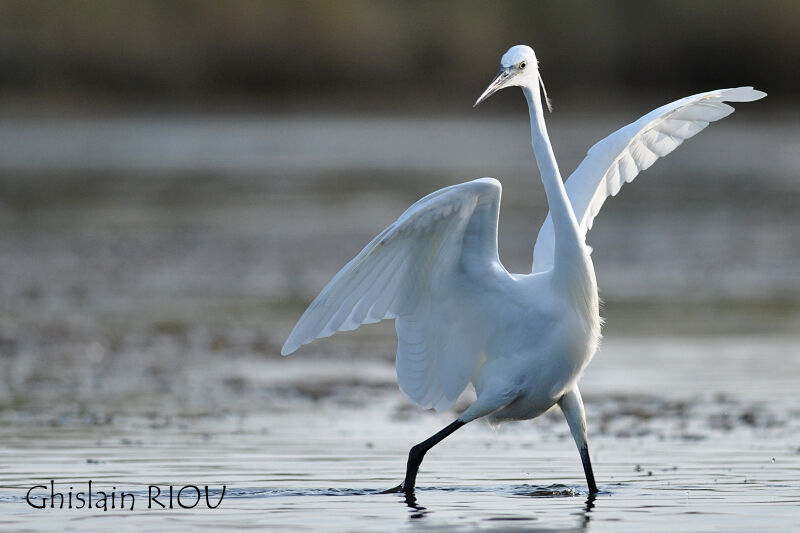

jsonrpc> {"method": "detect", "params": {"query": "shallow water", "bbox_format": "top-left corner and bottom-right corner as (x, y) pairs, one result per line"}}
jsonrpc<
(1, 369), (799, 532)
(2, 334), (799, 532)
(0, 112), (799, 530)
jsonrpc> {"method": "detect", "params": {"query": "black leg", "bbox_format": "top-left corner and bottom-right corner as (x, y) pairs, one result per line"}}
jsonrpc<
(382, 420), (465, 494)
(580, 444), (598, 494)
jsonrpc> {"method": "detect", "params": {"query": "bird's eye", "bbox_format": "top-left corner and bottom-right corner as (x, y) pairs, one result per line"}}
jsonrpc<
(519, 61), (527, 70)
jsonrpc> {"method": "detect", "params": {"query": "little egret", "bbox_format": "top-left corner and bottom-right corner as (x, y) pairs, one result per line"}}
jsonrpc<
(281, 44), (765, 494)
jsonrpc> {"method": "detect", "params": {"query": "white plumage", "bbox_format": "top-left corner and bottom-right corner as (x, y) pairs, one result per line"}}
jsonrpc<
(282, 178), (503, 412)
(281, 43), (765, 494)
(532, 87), (765, 272)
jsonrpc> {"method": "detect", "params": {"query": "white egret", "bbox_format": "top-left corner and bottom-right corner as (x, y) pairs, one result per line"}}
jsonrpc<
(281, 44), (765, 494)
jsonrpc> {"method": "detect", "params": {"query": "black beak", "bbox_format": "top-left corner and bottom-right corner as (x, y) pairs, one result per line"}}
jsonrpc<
(474, 67), (513, 107)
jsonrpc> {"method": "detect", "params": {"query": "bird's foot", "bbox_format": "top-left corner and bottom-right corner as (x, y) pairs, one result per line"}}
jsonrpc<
(378, 483), (405, 494)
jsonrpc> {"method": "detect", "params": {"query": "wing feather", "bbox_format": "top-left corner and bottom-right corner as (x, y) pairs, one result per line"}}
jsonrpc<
(532, 86), (766, 272)
(282, 177), (504, 412)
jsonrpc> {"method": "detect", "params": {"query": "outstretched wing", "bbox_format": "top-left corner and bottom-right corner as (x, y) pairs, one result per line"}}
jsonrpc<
(282, 177), (505, 411)
(532, 87), (766, 273)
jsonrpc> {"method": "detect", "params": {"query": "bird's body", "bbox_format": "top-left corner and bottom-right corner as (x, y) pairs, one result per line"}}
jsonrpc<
(281, 44), (765, 494)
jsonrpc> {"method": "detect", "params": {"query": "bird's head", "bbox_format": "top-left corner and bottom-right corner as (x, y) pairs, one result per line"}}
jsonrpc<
(474, 45), (552, 111)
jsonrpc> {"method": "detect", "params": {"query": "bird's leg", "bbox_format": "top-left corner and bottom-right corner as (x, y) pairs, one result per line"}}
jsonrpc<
(558, 386), (598, 494)
(579, 441), (598, 494)
(382, 419), (465, 494)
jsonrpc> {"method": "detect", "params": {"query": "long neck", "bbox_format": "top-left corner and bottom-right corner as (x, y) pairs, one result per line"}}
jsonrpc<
(523, 85), (581, 246)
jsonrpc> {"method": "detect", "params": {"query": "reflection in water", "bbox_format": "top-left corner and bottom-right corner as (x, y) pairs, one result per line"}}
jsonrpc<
(578, 493), (596, 531)
(401, 491), (428, 520)
(396, 485), (597, 531)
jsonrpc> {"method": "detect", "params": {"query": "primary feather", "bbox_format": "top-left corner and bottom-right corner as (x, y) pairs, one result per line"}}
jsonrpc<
(532, 87), (766, 273)
(282, 178), (504, 411)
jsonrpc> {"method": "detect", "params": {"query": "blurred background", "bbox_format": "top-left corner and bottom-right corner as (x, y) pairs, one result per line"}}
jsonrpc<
(0, 0), (798, 109)
(1, 3), (800, 529)
(0, 0), (797, 417)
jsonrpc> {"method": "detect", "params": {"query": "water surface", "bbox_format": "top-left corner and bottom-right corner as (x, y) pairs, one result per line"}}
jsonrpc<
(0, 112), (798, 531)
